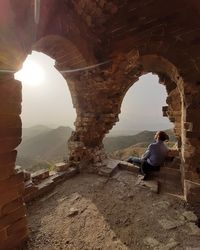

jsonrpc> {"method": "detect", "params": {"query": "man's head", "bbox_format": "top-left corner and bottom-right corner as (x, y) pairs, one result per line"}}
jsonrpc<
(154, 131), (169, 142)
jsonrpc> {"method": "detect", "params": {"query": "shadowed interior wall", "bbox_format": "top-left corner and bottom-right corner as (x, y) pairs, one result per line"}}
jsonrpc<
(0, 0), (200, 248)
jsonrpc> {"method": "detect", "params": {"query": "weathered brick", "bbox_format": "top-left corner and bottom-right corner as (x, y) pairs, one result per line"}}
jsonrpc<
(0, 151), (17, 165)
(0, 227), (28, 250)
(0, 101), (21, 115)
(0, 127), (21, 138)
(0, 228), (7, 242)
(0, 163), (15, 181)
(0, 137), (22, 153)
(0, 114), (21, 128)
(0, 205), (26, 230)
(1, 197), (24, 216)
(0, 172), (24, 192)
(7, 216), (27, 235)
(0, 80), (22, 103)
(55, 162), (69, 172)
(23, 170), (31, 181)
(31, 169), (49, 183)
(0, 187), (21, 207)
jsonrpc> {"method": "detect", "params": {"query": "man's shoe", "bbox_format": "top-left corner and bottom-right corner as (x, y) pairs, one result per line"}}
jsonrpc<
(142, 174), (148, 180)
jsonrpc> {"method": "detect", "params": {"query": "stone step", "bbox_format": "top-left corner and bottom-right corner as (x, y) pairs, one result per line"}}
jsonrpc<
(117, 160), (181, 181)
(51, 167), (79, 183)
(98, 159), (120, 177)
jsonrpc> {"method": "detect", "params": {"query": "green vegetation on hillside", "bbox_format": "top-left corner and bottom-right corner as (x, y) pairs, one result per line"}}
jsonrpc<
(17, 126), (73, 170)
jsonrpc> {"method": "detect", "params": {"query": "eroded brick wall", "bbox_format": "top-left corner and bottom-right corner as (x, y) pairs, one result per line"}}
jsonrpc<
(0, 75), (28, 249)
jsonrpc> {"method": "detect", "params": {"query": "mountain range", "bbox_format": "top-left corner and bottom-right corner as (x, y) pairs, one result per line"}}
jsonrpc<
(17, 125), (73, 169)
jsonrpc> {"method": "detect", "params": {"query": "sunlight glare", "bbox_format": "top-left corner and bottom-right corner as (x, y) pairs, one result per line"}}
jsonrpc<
(15, 57), (45, 86)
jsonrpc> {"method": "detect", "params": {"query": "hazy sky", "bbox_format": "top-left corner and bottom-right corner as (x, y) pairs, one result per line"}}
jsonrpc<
(15, 51), (172, 132)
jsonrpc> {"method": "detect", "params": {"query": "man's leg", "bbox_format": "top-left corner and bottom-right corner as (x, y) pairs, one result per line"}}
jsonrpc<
(140, 161), (151, 180)
(127, 157), (142, 167)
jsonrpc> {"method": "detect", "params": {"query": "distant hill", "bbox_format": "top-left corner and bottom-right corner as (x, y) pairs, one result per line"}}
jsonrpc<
(104, 129), (176, 153)
(22, 125), (51, 141)
(17, 126), (73, 169)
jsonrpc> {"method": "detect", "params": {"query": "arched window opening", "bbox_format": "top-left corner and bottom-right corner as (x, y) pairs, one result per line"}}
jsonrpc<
(14, 51), (76, 172)
(104, 73), (176, 160)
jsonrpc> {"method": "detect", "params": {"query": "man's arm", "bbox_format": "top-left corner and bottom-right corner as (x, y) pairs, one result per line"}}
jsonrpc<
(141, 144), (152, 160)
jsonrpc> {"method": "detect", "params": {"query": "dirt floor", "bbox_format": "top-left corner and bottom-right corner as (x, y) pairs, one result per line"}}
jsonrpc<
(26, 170), (200, 250)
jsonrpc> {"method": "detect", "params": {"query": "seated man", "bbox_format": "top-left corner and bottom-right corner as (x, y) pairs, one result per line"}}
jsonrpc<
(127, 131), (169, 180)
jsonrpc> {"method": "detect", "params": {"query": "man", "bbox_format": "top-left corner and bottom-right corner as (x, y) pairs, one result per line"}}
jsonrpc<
(127, 131), (169, 180)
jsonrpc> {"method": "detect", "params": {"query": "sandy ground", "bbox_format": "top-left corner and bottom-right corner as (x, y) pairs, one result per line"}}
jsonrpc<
(26, 170), (200, 250)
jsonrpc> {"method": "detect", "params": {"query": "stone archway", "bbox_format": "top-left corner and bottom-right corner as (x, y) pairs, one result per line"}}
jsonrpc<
(1, 0), (200, 248)
(66, 52), (183, 168)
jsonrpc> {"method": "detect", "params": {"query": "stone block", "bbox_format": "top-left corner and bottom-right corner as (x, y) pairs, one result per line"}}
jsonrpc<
(158, 218), (184, 230)
(182, 211), (198, 222)
(55, 162), (69, 172)
(0, 205), (26, 230)
(23, 182), (38, 202)
(98, 159), (119, 177)
(31, 169), (49, 183)
(51, 167), (79, 183)
(185, 222), (200, 236)
(36, 178), (55, 197)
(23, 170), (31, 181)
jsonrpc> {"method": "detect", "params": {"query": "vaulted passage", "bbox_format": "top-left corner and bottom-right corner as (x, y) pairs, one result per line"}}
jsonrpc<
(0, 0), (200, 248)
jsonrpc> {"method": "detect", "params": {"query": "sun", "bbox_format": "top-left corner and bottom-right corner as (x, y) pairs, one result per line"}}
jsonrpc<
(15, 57), (45, 86)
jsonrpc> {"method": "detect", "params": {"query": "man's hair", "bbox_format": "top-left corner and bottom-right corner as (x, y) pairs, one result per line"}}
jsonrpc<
(157, 131), (169, 141)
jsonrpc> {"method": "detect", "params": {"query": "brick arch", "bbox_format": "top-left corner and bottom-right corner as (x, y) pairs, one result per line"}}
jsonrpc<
(32, 35), (91, 111)
(115, 54), (184, 141)
(66, 52), (185, 176)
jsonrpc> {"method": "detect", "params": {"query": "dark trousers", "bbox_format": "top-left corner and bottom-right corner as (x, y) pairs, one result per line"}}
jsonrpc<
(127, 157), (160, 177)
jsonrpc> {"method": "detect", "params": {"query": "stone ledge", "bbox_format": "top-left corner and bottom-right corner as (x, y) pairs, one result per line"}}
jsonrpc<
(98, 159), (119, 177)
(55, 162), (70, 172)
(23, 167), (79, 203)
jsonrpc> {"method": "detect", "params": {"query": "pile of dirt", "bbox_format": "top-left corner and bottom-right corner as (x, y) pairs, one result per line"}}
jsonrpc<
(26, 171), (200, 249)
